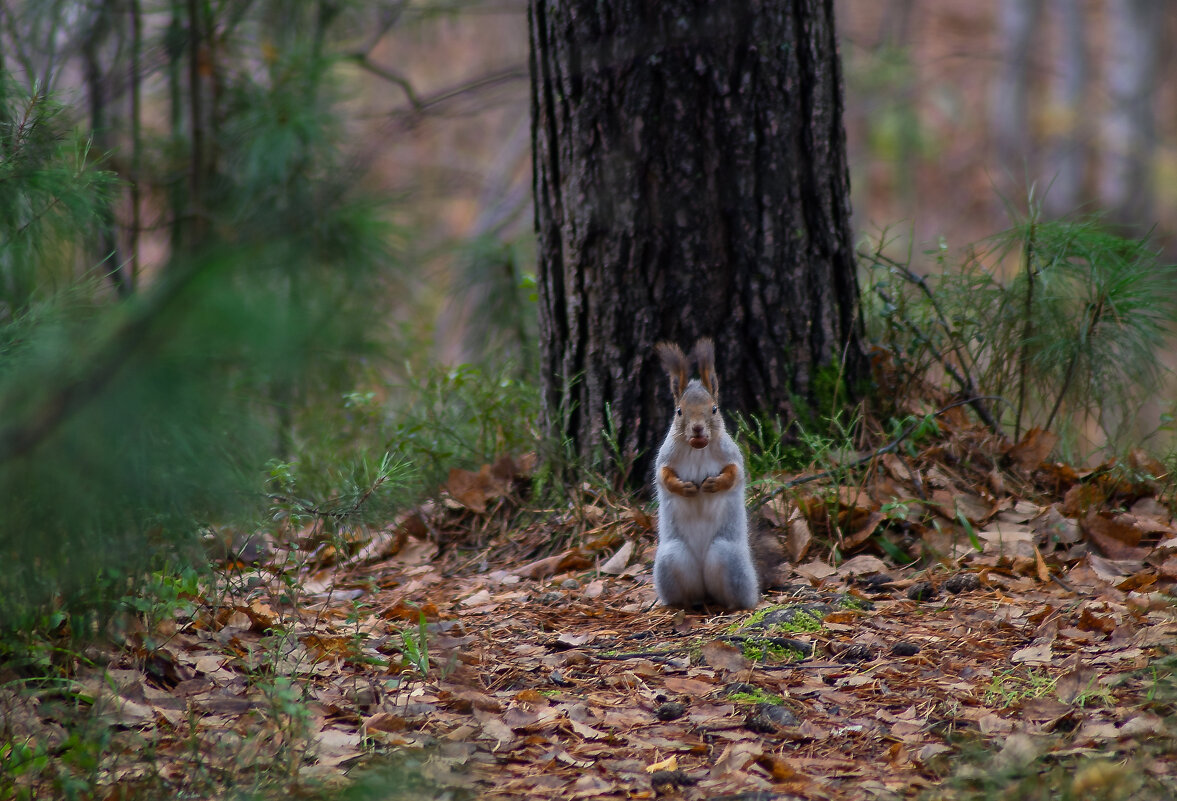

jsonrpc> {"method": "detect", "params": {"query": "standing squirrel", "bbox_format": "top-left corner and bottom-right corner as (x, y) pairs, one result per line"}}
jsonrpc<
(652, 339), (759, 610)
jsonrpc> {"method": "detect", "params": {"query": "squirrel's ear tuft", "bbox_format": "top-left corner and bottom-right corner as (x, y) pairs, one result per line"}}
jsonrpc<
(655, 342), (689, 400)
(692, 338), (718, 398)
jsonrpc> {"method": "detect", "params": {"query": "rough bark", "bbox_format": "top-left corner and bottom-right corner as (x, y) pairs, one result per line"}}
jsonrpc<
(529, 0), (863, 483)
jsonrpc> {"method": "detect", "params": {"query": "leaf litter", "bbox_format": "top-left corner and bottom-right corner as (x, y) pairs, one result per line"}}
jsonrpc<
(8, 427), (1177, 800)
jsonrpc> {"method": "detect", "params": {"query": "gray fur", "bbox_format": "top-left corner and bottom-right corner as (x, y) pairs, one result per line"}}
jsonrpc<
(652, 342), (759, 610)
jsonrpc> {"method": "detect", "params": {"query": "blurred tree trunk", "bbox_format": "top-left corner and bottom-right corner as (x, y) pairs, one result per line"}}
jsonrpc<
(1100, 0), (1160, 227)
(129, 0), (142, 290)
(529, 0), (863, 484)
(991, 0), (1042, 167)
(82, 2), (130, 297)
(1042, 0), (1087, 218)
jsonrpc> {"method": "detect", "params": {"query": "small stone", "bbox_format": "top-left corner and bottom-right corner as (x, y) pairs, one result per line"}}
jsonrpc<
(755, 703), (799, 727)
(855, 573), (894, 593)
(650, 770), (696, 791)
(839, 643), (873, 663)
(906, 581), (937, 602)
(744, 711), (778, 733)
(655, 701), (687, 721)
(744, 703), (799, 733)
(891, 642), (920, 657)
(724, 682), (759, 697)
(944, 572), (981, 594)
(549, 669), (572, 686)
(535, 592), (564, 605)
(765, 637), (813, 657)
(560, 578), (580, 590)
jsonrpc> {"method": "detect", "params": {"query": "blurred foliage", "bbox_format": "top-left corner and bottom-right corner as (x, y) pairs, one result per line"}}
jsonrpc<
(0, 75), (120, 313)
(0, 0), (548, 649)
(0, 7), (405, 640)
(863, 198), (1177, 461)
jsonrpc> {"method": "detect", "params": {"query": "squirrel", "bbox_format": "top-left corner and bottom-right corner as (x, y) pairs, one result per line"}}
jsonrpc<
(652, 338), (759, 610)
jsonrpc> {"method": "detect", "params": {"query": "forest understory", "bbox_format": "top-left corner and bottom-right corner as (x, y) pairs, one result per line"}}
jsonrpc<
(6, 402), (1177, 801)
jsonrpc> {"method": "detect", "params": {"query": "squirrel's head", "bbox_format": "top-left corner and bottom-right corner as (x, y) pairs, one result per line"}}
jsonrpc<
(655, 338), (724, 449)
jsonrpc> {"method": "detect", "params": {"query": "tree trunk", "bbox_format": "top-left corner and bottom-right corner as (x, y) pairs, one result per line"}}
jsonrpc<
(529, 0), (863, 485)
(1100, 0), (1160, 227)
(83, 2), (131, 298)
(990, 0), (1043, 167)
(1042, 0), (1087, 218)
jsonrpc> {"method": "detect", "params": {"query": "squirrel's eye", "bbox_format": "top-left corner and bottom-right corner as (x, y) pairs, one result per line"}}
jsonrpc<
(712, 405), (718, 414)
(675, 408), (682, 416)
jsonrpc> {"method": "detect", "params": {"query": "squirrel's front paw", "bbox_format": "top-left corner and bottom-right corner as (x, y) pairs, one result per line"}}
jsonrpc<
(679, 480), (700, 497)
(701, 464), (738, 493)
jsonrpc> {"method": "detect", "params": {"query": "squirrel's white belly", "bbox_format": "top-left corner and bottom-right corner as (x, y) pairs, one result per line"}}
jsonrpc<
(664, 493), (728, 556)
(659, 445), (741, 558)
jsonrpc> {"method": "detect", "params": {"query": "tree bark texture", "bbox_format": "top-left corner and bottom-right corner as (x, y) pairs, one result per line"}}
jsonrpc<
(529, 0), (863, 482)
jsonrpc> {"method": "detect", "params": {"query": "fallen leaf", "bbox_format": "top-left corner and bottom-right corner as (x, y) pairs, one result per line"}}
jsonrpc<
(1011, 642), (1053, 664)
(1082, 512), (1152, 560)
(787, 516), (813, 563)
(599, 540), (634, 574)
(1006, 428), (1058, 470)
(700, 640), (750, 673)
(514, 549), (593, 579)
(446, 464), (509, 514)
(646, 755), (679, 773)
(710, 741), (762, 779)
(837, 554), (890, 576)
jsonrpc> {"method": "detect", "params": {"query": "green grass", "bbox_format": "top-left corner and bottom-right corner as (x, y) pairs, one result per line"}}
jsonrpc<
(981, 668), (1057, 709)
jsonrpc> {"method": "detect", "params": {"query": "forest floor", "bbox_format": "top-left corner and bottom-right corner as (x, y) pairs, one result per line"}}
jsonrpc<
(6, 415), (1177, 800)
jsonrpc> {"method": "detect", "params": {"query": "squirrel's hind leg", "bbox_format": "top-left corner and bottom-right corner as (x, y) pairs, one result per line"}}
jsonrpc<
(703, 539), (759, 610)
(653, 539), (705, 607)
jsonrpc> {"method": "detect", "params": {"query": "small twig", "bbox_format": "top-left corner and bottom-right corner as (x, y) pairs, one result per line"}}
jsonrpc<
(348, 52), (421, 109)
(751, 396), (1005, 512)
(753, 661), (853, 671)
(596, 651), (686, 663)
(874, 287), (1000, 434)
(386, 67), (528, 117)
(862, 250), (995, 431)
(1043, 296), (1103, 433)
(1049, 572), (1089, 597)
(1015, 220), (1038, 440)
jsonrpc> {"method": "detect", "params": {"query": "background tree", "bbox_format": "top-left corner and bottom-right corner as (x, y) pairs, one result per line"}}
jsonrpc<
(529, 0), (864, 483)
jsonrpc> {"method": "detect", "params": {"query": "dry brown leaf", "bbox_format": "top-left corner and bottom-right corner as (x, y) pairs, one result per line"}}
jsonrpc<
(700, 640), (750, 673)
(840, 510), (885, 551)
(977, 521), (1036, 559)
(1034, 545), (1050, 583)
(1062, 483), (1108, 516)
(793, 561), (837, 581)
(1011, 641), (1053, 664)
(362, 712), (407, 734)
(710, 741), (762, 779)
(514, 548), (593, 579)
(380, 600), (440, 621)
(837, 554), (890, 576)
(446, 464), (509, 513)
(1082, 512), (1151, 560)
(599, 540), (634, 574)
(1005, 427), (1058, 470)
(787, 516), (813, 563)
(569, 774), (613, 797)
(646, 754), (678, 773)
